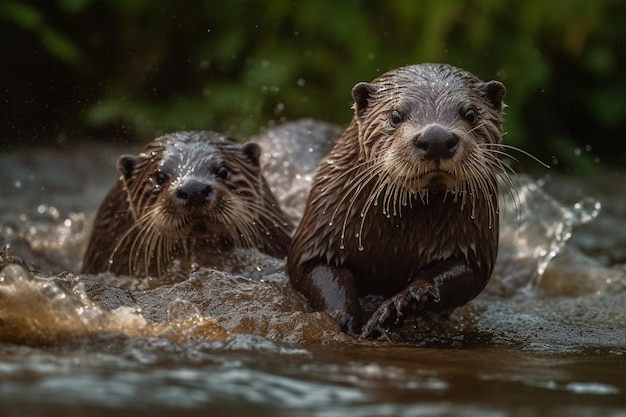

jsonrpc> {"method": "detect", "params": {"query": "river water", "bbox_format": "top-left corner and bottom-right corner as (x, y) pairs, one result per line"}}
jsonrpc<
(0, 120), (625, 417)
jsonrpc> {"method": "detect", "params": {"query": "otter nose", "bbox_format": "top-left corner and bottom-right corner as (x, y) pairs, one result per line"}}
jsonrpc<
(174, 179), (213, 207)
(414, 126), (459, 160)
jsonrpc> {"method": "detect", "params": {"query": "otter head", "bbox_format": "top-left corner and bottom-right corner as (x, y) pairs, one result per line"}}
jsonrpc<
(351, 64), (506, 194)
(115, 131), (274, 255)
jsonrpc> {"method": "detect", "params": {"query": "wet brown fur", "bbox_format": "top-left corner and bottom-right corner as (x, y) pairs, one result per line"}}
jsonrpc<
(287, 64), (508, 337)
(82, 131), (292, 277)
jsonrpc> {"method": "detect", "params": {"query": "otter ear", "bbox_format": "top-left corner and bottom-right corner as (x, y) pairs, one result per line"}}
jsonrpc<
(116, 155), (143, 183)
(241, 142), (261, 167)
(479, 80), (506, 111)
(352, 82), (378, 118)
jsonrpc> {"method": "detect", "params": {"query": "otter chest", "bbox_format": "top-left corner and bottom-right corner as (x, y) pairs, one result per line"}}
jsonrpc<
(339, 195), (481, 295)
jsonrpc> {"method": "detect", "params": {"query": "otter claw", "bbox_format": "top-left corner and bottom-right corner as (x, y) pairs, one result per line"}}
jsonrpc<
(360, 284), (436, 339)
(360, 297), (401, 339)
(359, 320), (391, 341)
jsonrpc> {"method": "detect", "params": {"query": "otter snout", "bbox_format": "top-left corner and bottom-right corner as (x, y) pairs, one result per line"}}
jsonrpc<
(174, 179), (214, 207)
(414, 126), (459, 160)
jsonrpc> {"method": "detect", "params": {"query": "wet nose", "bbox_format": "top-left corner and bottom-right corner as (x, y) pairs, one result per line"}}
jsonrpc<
(174, 179), (213, 207)
(414, 126), (459, 160)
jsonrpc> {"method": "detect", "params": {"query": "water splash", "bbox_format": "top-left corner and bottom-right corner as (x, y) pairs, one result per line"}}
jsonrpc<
(0, 263), (227, 345)
(0, 121), (625, 417)
(496, 175), (601, 290)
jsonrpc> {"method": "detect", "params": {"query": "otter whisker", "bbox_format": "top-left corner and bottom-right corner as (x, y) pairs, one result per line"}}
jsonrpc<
(479, 151), (523, 225)
(325, 157), (373, 185)
(242, 198), (292, 229)
(464, 121), (487, 137)
(463, 157), (501, 228)
(326, 163), (374, 221)
(357, 170), (392, 249)
(337, 162), (383, 249)
(109, 205), (162, 271)
(234, 213), (263, 248)
(220, 202), (263, 249)
(329, 160), (380, 226)
(478, 142), (550, 170)
(130, 209), (183, 276)
(497, 143), (550, 168)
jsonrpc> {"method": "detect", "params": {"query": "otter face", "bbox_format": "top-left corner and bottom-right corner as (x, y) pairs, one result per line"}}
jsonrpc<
(117, 135), (266, 243)
(83, 130), (291, 277)
(352, 64), (506, 194)
(107, 132), (285, 279)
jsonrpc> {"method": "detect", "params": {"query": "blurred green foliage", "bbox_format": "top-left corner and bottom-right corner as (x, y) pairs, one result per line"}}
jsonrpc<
(1, 0), (625, 171)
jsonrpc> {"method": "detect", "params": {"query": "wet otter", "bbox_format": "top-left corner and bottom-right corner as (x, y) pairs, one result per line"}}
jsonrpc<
(287, 64), (507, 338)
(82, 131), (292, 277)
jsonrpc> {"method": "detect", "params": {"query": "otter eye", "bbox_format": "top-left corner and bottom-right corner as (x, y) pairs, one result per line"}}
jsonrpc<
(463, 108), (477, 125)
(153, 171), (169, 187)
(390, 110), (404, 126)
(216, 166), (231, 180)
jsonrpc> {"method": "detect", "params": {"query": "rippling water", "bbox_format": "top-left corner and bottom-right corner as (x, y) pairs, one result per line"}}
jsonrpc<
(1, 120), (625, 417)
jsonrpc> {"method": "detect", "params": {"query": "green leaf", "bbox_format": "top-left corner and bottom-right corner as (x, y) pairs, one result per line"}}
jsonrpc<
(41, 27), (83, 64)
(0, 2), (43, 29)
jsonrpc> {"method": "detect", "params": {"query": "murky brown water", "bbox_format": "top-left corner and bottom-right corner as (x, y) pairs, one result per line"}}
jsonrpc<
(1, 120), (625, 417)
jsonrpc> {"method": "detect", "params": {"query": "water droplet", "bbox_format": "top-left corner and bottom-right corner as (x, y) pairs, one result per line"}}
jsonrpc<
(358, 245), (364, 251)
(570, 197), (601, 225)
(339, 244), (345, 250)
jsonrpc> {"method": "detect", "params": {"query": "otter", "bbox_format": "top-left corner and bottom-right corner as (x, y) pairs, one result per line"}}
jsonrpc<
(287, 64), (507, 338)
(82, 131), (292, 277)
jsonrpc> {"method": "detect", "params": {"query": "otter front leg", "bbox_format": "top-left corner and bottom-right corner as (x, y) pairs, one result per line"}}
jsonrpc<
(294, 264), (362, 335)
(360, 260), (481, 339)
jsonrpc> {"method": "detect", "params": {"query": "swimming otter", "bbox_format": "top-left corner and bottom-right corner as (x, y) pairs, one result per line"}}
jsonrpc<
(82, 131), (292, 277)
(287, 64), (507, 338)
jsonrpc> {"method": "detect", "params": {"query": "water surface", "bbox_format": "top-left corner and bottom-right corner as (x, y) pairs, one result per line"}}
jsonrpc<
(0, 120), (625, 416)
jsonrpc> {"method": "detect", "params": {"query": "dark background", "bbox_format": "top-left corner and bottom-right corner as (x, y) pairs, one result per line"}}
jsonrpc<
(1, 0), (625, 172)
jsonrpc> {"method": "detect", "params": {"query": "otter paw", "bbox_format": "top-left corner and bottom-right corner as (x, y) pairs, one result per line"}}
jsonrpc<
(360, 284), (437, 339)
(332, 311), (361, 336)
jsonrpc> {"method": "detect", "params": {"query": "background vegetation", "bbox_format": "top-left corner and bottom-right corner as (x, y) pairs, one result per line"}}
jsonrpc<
(1, 0), (624, 171)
